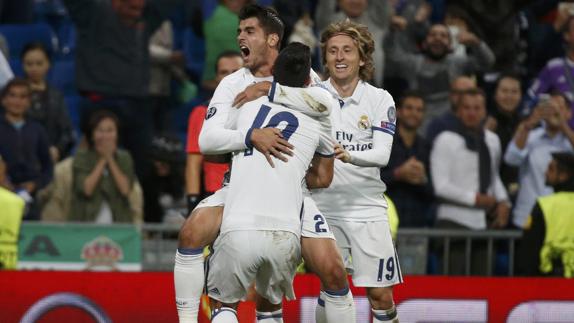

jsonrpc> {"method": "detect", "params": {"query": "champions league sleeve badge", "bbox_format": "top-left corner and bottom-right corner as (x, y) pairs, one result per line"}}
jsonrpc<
(205, 106), (217, 120)
(387, 106), (396, 123)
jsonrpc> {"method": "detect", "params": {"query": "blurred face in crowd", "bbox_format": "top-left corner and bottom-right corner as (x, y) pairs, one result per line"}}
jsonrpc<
(398, 96), (425, 131)
(2, 85), (31, 118)
(545, 159), (572, 186)
(544, 94), (572, 129)
(22, 49), (50, 84)
(222, 0), (251, 14)
(325, 34), (363, 85)
(215, 56), (243, 83)
(449, 76), (476, 109)
(495, 77), (522, 114)
(424, 24), (451, 60)
(338, 0), (367, 18)
(456, 93), (486, 130)
(237, 17), (278, 72)
(92, 117), (118, 149)
(563, 17), (574, 48)
(112, 0), (145, 21)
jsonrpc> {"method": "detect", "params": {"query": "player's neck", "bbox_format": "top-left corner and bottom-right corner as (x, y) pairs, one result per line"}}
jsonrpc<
(329, 76), (360, 98)
(251, 51), (278, 78)
(398, 124), (417, 148)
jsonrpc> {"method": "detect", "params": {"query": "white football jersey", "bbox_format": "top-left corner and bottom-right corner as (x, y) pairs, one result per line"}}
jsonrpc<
(199, 68), (325, 155)
(220, 96), (334, 236)
(312, 80), (397, 221)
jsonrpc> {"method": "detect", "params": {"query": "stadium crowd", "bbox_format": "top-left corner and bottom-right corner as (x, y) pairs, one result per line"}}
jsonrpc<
(1, 0), (574, 277)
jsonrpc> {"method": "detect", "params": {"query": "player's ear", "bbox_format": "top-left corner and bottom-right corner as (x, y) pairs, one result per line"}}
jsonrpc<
(268, 34), (279, 48)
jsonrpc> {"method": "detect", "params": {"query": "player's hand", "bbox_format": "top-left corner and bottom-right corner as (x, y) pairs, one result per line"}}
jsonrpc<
(334, 144), (351, 163)
(251, 128), (294, 167)
(233, 81), (273, 108)
(457, 30), (480, 46)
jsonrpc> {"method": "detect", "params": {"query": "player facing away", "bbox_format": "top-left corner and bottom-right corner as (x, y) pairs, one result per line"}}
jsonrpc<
(268, 20), (403, 322)
(316, 20), (402, 323)
(206, 42), (335, 323)
(174, 4), (355, 323)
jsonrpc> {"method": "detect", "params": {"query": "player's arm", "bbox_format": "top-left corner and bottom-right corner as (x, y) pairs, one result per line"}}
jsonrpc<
(306, 154), (334, 189)
(267, 82), (334, 117)
(306, 117), (335, 188)
(336, 93), (395, 167)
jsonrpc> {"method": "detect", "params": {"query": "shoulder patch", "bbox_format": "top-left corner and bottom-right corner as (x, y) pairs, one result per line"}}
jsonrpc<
(387, 106), (396, 123)
(205, 107), (217, 120)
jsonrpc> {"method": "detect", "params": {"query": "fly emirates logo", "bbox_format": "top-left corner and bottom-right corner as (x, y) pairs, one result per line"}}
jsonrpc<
(335, 131), (372, 151)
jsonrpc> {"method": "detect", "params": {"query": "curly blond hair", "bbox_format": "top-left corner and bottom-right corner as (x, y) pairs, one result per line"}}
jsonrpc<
(320, 20), (375, 82)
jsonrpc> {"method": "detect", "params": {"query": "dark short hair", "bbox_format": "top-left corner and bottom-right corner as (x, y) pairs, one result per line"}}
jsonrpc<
(214, 50), (242, 73)
(552, 152), (574, 176)
(239, 4), (284, 48)
(1, 77), (31, 100)
(273, 42), (311, 88)
(20, 42), (51, 62)
(85, 109), (120, 148)
(398, 90), (425, 109)
(494, 72), (521, 90)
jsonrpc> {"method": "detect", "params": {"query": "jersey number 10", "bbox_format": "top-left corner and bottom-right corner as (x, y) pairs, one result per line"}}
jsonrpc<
(244, 104), (300, 156)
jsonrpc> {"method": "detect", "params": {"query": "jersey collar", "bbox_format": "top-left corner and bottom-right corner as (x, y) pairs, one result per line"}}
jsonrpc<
(325, 78), (366, 107)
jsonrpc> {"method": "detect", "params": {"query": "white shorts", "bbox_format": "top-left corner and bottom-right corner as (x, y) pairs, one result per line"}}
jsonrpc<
(206, 230), (301, 304)
(300, 196), (335, 240)
(193, 186), (228, 211)
(195, 189), (334, 240)
(329, 218), (403, 288)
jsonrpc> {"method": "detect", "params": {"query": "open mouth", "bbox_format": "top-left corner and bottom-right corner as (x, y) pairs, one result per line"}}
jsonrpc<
(240, 45), (251, 59)
(335, 63), (348, 72)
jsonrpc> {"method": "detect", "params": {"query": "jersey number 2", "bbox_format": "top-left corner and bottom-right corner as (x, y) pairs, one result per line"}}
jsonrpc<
(244, 104), (299, 156)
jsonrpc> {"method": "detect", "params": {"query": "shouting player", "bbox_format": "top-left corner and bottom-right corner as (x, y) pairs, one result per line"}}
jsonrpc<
(174, 5), (355, 323)
(207, 41), (334, 323)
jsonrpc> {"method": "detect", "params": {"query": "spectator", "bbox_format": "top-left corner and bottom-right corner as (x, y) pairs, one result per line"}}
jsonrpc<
(504, 92), (574, 228)
(517, 152), (574, 278)
(387, 23), (495, 134)
(431, 89), (510, 275)
(0, 78), (53, 220)
(202, 0), (251, 91)
(21, 43), (76, 163)
(0, 38), (13, 89)
(148, 20), (185, 134)
(70, 110), (140, 224)
(381, 91), (434, 227)
(315, 0), (393, 86)
(185, 51), (243, 213)
(62, 0), (183, 221)
(272, 0), (312, 49)
(526, 15), (574, 128)
(485, 73), (523, 200)
(146, 134), (186, 223)
(425, 75), (476, 142)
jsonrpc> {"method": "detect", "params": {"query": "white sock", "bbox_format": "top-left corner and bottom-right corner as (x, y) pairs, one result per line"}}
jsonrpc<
(174, 248), (204, 323)
(372, 305), (398, 323)
(322, 288), (356, 323)
(211, 307), (238, 323)
(256, 309), (283, 322)
(315, 295), (327, 323)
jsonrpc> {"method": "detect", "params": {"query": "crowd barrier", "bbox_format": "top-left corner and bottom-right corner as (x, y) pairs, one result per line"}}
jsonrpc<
(1, 271), (573, 323)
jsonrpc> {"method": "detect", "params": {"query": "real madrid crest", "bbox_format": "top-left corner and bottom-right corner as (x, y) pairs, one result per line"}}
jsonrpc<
(358, 115), (370, 130)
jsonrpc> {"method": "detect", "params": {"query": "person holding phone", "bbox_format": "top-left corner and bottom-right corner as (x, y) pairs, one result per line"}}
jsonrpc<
(504, 92), (574, 228)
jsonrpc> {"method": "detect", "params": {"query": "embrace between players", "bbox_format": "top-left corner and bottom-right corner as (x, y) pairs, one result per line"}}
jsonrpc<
(174, 4), (401, 323)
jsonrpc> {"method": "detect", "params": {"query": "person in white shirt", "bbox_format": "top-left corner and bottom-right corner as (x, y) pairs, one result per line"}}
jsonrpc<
(207, 42), (335, 323)
(431, 88), (510, 275)
(306, 20), (402, 323)
(174, 5), (354, 323)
